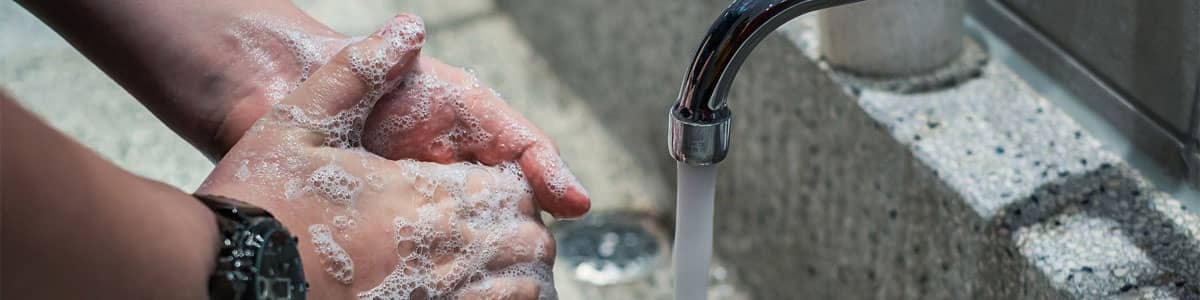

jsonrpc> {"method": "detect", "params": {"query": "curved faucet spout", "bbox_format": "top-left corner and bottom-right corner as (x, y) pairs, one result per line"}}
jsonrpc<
(668, 0), (865, 165)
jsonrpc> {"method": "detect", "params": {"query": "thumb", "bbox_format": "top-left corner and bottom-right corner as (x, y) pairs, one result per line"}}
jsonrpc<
(519, 143), (591, 219)
(266, 14), (424, 148)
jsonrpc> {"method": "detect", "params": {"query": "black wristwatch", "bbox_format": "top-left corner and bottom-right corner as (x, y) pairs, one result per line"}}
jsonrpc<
(195, 194), (308, 300)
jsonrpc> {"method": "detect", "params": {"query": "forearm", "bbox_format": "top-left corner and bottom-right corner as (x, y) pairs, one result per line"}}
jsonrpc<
(1, 96), (218, 299)
(15, 0), (329, 158)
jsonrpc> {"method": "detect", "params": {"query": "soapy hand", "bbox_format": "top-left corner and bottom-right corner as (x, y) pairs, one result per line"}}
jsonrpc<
(216, 12), (590, 219)
(198, 15), (555, 299)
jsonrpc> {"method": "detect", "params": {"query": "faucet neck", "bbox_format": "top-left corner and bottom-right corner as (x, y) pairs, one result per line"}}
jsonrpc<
(673, 0), (864, 123)
(669, 0), (864, 166)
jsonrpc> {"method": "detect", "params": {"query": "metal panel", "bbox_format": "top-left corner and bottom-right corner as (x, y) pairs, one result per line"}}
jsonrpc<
(1001, 0), (1199, 137)
(967, 0), (1200, 189)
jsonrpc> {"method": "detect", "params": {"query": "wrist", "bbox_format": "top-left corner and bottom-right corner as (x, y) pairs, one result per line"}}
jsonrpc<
(151, 181), (224, 297)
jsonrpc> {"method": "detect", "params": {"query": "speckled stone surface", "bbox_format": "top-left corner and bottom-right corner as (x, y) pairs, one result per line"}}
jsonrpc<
(501, 0), (1199, 299)
(791, 15), (1199, 298)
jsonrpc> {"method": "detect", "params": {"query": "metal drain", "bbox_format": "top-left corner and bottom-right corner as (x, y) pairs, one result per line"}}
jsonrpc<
(552, 212), (668, 285)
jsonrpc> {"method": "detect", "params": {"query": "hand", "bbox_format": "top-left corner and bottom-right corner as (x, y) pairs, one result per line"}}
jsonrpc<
(215, 11), (590, 219)
(197, 15), (555, 299)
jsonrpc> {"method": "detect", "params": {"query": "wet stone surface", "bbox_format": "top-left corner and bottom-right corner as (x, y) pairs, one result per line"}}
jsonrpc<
(791, 16), (1199, 298)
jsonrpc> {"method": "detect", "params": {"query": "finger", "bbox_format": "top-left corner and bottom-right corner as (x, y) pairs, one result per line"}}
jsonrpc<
(454, 163), (538, 247)
(363, 62), (462, 160)
(363, 59), (591, 218)
(265, 13), (424, 147)
(516, 143), (590, 219)
(455, 277), (546, 300)
(462, 163), (538, 217)
(446, 65), (591, 219)
(484, 221), (555, 271)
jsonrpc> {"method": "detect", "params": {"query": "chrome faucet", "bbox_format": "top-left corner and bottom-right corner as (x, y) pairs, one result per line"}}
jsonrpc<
(668, 0), (865, 165)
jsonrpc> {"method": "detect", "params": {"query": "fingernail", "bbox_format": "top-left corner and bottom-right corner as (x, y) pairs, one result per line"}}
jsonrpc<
(355, 14), (424, 87)
(373, 13), (425, 49)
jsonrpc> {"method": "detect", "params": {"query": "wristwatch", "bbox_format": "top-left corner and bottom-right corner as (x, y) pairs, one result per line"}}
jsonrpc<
(195, 194), (308, 300)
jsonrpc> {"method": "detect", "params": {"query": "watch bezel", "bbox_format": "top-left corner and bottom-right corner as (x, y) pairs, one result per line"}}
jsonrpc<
(196, 194), (308, 300)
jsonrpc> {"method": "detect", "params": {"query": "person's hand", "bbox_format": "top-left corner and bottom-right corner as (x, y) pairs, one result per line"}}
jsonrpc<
(215, 11), (590, 219)
(197, 15), (555, 299)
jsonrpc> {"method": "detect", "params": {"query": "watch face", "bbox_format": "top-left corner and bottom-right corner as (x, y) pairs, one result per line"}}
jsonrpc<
(255, 223), (308, 300)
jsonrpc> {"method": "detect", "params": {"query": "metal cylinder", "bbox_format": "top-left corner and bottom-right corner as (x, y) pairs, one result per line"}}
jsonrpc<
(668, 108), (731, 166)
(818, 0), (966, 77)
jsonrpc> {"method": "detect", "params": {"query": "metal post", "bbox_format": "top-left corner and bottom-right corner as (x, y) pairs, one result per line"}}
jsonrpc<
(818, 0), (966, 77)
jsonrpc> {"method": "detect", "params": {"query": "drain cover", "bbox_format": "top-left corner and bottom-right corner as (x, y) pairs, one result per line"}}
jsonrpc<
(553, 212), (667, 285)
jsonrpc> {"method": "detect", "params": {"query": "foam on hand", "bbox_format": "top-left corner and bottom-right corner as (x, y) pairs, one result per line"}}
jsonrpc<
(227, 17), (348, 105)
(310, 224), (356, 285)
(306, 163), (363, 207)
(227, 14), (556, 299)
(359, 161), (555, 300)
(364, 71), (498, 160)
